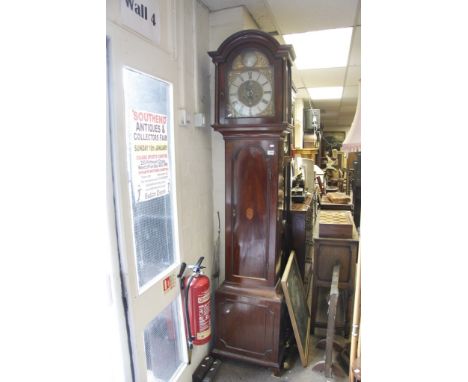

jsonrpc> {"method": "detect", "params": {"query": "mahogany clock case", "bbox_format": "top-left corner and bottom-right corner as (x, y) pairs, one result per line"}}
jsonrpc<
(222, 138), (291, 288)
(209, 30), (296, 371)
(209, 29), (296, 291)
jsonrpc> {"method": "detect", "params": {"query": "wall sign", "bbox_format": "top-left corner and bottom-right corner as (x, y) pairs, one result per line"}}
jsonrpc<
(123, 68), (172, 203)
(128, 109), (169, 202)
(162, 274), (175, 293)
(121, 0), (160, 44)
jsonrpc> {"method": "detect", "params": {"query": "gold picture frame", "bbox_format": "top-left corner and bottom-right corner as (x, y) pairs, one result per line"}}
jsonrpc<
(281, 251), (311, 367)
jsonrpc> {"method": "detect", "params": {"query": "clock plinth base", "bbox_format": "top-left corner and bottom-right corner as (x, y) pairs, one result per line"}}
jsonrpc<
(212, 281), (291, 370)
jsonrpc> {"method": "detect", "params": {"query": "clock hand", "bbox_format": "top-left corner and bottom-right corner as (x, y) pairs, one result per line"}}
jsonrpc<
(246, 81), (254, 105)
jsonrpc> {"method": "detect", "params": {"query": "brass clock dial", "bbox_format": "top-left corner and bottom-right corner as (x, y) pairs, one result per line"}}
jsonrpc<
(226, 50), (275, 118)
(228, 70), (273, 117)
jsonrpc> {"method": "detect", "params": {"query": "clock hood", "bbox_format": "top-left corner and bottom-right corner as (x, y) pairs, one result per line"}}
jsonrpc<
(208, 29), (295, 64)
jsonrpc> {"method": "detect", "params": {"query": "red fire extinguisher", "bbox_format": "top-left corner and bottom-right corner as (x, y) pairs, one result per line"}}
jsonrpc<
(177, 257), (211, 363)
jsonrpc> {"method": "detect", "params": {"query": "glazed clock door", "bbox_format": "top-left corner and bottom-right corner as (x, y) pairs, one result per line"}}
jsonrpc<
(226, 139), (279, 287)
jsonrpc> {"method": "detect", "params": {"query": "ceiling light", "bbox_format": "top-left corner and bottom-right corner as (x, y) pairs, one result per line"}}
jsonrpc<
(307, 87), (343, 100)
(284, 28), (353, 69)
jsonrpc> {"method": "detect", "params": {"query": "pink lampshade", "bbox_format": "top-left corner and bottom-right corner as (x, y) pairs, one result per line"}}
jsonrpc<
(342, 80), (361, 153)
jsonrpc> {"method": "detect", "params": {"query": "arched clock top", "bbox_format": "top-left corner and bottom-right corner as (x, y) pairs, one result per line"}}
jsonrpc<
(208, 29), (295, 64)
(209, 29), (295, 130)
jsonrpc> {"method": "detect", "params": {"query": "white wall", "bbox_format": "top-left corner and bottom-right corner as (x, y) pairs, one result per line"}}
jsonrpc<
(209, 7), (258, 51)
(173, 2), (215, 379)
(174, 0), (214, 276)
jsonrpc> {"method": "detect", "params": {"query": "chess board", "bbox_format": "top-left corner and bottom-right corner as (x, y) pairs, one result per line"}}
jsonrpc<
(318, 210), (353, 238)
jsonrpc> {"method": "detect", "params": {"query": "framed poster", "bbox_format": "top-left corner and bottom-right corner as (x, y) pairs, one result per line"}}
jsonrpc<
(123, 67), (172, 203)
(122, 67), (179, 290)
(281, 251), (311, 367)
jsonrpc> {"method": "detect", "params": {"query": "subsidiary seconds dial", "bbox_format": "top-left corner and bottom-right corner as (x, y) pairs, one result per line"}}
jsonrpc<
(228, 70), (273, 117)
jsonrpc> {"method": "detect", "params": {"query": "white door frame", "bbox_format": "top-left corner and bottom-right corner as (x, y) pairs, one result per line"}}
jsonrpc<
(107, 14), (188, 381)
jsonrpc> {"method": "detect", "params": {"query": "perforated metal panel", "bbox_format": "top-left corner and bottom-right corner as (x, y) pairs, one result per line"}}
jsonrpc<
(133, 195), (174, 288)
(144, 300), (184, 381)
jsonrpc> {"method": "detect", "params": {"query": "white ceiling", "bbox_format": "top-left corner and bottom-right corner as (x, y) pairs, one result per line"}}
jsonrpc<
(200, 0), (361, 130)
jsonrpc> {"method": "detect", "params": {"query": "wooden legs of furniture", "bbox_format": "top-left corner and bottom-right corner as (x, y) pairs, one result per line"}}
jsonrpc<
(311, 285), (353, 338)
(312, 264), (346, 378)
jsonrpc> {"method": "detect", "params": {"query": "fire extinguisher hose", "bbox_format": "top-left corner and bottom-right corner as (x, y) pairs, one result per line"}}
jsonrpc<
(178, 256), (205, 365)
(184, 274), (196, 345)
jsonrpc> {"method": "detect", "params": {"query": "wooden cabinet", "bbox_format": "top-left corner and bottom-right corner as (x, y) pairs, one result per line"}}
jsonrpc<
(290, 194), (317, 315)
(209, 30), (295, 371)
(310, 210), (359, 337)
(290, 195), (314, 282)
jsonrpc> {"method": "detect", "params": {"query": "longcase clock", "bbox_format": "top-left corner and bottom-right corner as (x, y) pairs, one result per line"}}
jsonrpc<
(209, 29), (295, 371)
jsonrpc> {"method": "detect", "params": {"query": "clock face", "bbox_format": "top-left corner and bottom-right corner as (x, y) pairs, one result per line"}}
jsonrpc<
(226, 50), (275, 118)
(228, 70), (273, 117)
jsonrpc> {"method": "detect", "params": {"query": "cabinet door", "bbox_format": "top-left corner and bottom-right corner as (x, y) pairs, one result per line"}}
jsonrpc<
(226, 140), (279, 285)
(314, 241), (357, 285)
(216, 297), (276, 358)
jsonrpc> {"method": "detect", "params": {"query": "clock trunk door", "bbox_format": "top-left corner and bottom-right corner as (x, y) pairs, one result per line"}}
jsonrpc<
(226, 139), (278, 286)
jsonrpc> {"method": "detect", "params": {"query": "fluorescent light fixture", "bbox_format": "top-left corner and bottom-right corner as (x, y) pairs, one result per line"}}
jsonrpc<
(284, 28), (353, 69)
(307, 87), (343, 100)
